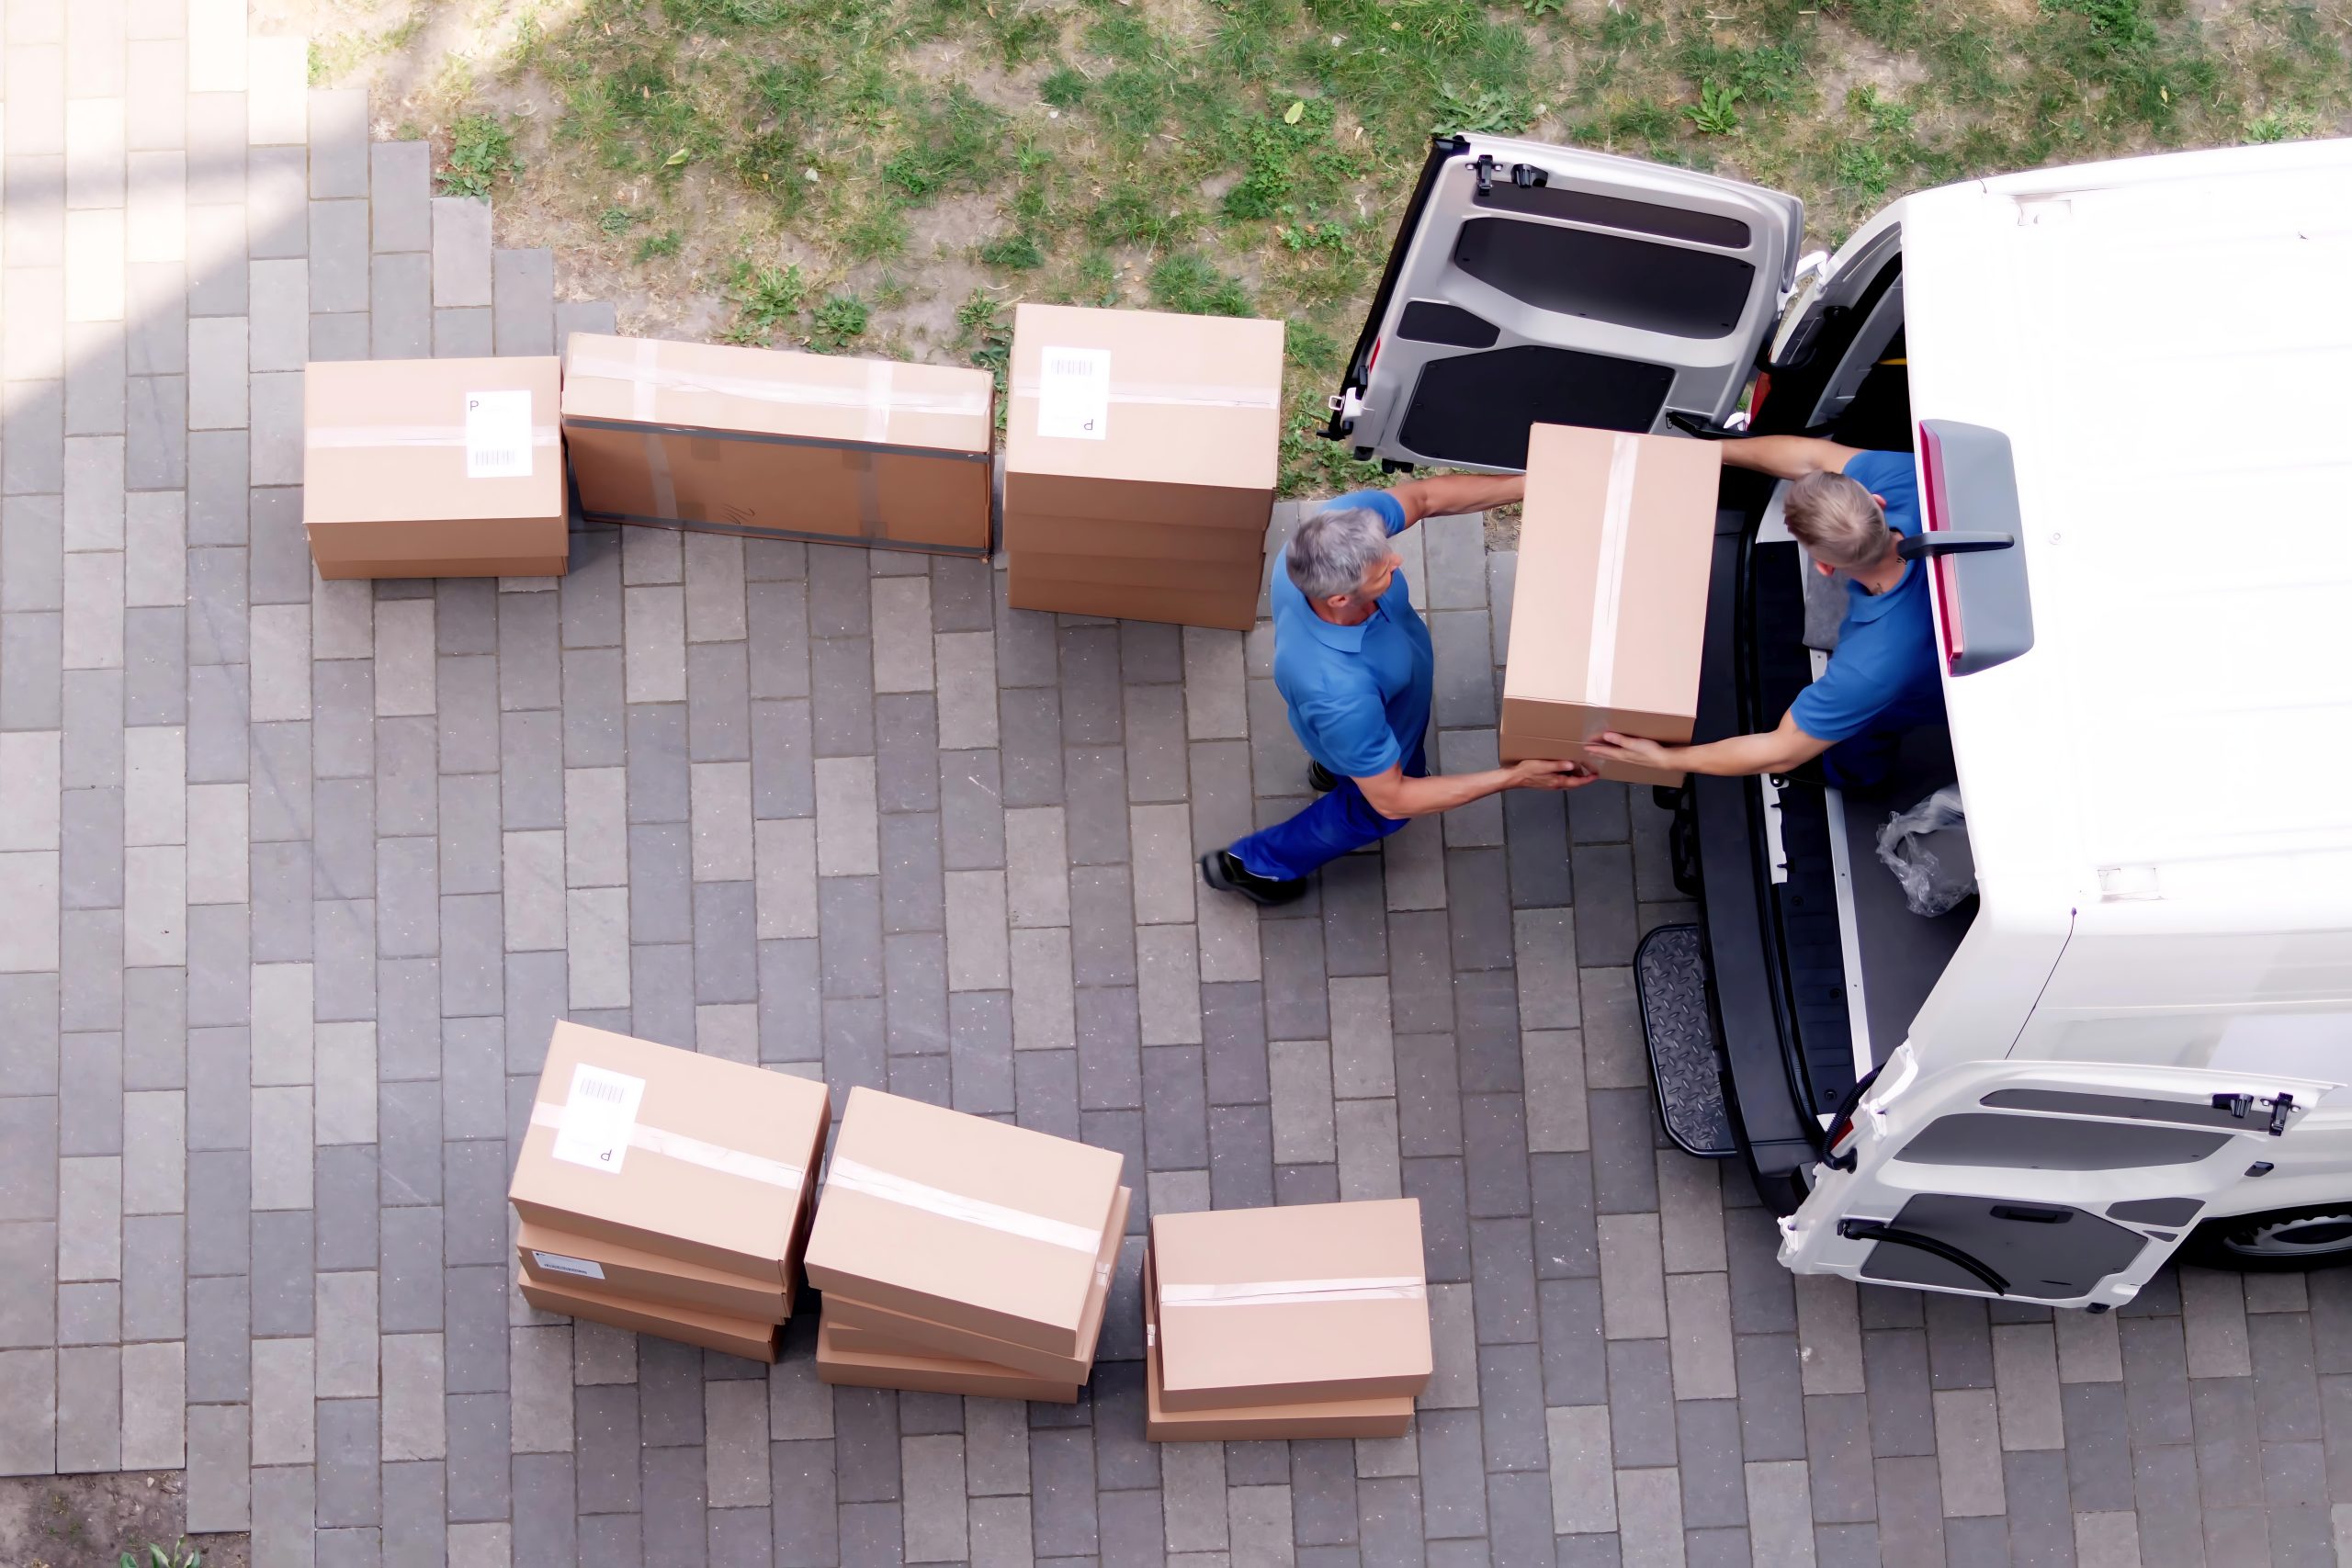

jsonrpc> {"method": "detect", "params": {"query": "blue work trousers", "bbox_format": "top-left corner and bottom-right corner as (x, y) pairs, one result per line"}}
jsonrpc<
(1230, 747), (1427, 882)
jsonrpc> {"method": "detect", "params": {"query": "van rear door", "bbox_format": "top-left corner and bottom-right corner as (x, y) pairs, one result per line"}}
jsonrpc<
(1781, 1054), (2342, 1306)
(1328, 133), (1805, 470)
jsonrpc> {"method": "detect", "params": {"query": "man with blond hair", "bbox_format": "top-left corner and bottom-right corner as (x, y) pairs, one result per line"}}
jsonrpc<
(1586, 437), (1939, 790)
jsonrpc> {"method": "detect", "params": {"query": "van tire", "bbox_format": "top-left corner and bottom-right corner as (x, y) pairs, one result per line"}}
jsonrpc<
(2179, 1204), (2352, 1271)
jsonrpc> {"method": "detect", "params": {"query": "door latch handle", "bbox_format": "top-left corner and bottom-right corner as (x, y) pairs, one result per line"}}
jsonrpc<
(2211, 1090), (2298, 1136)
(1897, 530), (2015, 559)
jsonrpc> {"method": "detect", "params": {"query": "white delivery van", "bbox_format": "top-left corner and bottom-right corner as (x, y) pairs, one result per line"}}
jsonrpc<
(1327, 134), (2352, 1308)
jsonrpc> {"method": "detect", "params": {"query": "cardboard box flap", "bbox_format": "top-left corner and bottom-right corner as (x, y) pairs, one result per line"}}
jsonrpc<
(1151, 1200), (1430, 1398)
(508, 1022), (831, 1277)
(806, 1088), (1123, 1338)
(304, 356), (565, 526)
(1505, 424), (1720, 721)
(562, 334), (992, 458)
(1005, 304), (1283, 491)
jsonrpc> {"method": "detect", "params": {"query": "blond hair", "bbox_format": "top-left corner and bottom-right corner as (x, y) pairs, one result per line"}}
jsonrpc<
(1784, 471), (1893, 571)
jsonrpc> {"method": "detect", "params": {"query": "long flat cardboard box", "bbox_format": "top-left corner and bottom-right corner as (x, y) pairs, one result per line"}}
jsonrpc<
(1143, 1248), (1412, 1440)
(508, 1022), (831, 1288)
(304, 356), (569, 580)
(803, 1087), (1124, 1358)
(815, 1318), (1080, 1404)
(1498, 423), (1722, 786)
(820, 1186), (1130, 1381)
(1003, 513), (1270, 564)
(1004, 570), (1259, 632)
(515, 1220), (790, 1324)
(1152, 1199), (1430, 1412)
(521, 1274), (782, 1363)
(1004, 304), (1283, 537)
(561, 334), (994, 554)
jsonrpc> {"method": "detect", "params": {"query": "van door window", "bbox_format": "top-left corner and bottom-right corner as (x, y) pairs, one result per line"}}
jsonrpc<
(1451, 220), (1756, 338)
(1894, 1112), (2230, 1170)
(1857, 1195), (2145, 1300)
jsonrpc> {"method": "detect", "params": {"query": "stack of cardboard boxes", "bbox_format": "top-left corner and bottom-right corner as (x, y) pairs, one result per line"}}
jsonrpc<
(804, 1089), (1130, 1403)
(1144, 1199), (1430, 1439)
(507, 1022), (831, 1362)
(1499, 423), (1723, 786)
(1003, 303), (1287, 630)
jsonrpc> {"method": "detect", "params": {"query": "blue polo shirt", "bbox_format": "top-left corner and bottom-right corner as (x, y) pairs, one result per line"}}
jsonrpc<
(1789, 450), (1946, 744)
(1271, 491), (1434, 779)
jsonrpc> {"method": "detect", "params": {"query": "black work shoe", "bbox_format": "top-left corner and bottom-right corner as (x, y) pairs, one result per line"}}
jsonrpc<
(1306, 761), (1340, 794)
(1199, 849), (1310, 907)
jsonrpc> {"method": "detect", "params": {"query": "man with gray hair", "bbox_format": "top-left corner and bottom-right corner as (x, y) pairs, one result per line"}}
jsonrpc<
(1201, 476), (1596, 906)
(1587, 435), (1940, 789)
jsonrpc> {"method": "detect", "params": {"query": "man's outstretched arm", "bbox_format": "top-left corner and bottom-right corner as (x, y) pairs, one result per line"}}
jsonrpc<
(1352, 757), (1597, 818)
(1583, 709), (1832, 780)
(1721, 435), (1864, 481)
(1385, 472), (1527, 529)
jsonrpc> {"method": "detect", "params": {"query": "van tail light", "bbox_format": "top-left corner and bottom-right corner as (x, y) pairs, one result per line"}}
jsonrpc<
(1915, 422), (1965, 671)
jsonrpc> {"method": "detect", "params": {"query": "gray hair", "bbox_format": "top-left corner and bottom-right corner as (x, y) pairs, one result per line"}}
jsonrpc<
(1784, 471), (1893, 571)
(1285, 506), (1393, 603)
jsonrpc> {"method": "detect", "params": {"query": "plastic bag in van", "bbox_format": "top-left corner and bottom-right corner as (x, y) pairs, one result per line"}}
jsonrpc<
(1875, 786), (1975, 917)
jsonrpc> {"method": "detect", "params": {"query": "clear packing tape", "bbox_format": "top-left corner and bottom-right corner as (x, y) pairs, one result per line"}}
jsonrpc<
(1584, 433), (1641, 706)
(526, 1100), (807, 1194)
(1009, 376), (1280, 412)
(1159, 1276), (1428, 1309)
(307, 425), (561, 449)
(821, 1156), (1106, 1255)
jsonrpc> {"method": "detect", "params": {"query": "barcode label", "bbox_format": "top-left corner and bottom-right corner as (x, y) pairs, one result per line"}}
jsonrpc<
(531, 1250), (606, 1280)
(465, 389), (534, 479)
(548, 1063), (646, 1173)
(1035, 346), (1111, 440)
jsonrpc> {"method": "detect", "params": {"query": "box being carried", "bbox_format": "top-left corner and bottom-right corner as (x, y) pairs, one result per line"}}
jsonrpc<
(1001, 304), (1284, 629)
(302, 356), (566, 579)
(561, 334), (995, 554)
(1499, 423), (1723, 787)
(507, 1022), (831, 1357)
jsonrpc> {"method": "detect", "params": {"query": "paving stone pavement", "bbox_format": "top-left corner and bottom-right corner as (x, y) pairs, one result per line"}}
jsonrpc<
(5, 5), (2352, 1565)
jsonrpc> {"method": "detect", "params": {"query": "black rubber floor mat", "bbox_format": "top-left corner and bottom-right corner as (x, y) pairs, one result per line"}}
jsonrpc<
(1636, 924), (1735, 1158)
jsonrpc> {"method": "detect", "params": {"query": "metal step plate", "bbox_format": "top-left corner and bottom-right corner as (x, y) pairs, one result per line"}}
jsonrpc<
(1636, 924), (1735, 1158)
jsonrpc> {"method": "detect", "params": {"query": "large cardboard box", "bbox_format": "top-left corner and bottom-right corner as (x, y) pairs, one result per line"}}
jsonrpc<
(561, 334), (995, 554)
(1007, 549), (1261, 595)
(1151, 1199), (1430, 1412)
(1004, 569), (1260, 633)
(803, 1088), (1124, 1357)
(820, 1186), (1130, 1381)
(1003, 513), (1270, 564)
(303, 356), (568, 579)
(515, 1220), (788, 1323)
(1499, 424), (1722, 786)
(507, 1022), (831, 1293)
(1143, 1249), (1413, 1440)
(1003, 304), (1283, 538)
(520, 1273), (780, 1363)
(815, 1319), (1080, 1404)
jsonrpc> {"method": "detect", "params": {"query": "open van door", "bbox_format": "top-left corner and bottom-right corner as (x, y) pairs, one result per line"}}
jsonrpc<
(1779, 1051), (2344, 1307)
(1327, 133), (1806, 470)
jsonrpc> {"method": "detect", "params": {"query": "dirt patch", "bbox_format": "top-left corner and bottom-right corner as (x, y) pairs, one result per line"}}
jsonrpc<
(0, 1473), (250, 1568)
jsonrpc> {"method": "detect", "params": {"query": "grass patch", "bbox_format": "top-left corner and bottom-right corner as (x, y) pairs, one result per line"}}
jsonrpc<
(413, 0), (2349, 491)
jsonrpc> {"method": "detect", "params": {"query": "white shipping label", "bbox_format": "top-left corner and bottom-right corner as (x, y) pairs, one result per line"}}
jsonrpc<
(531, 1251), (606, 1280)
(464, 389), (535, 479)
(548, 1063), (647, 1174)
(1035, 346), (1111, 440)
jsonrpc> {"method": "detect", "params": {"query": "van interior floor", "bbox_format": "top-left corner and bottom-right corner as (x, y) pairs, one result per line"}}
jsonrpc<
(1830, 724), (1977, 1068)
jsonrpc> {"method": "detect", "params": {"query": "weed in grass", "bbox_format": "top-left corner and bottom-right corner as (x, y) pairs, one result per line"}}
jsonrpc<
(883, 85), (1009, 201)
(2245, 107), (2316, 140)
(1430, 83), (1533, 136)
(1148, 252), (1254, 317)
(1684, 82), (1743, 135)
(810, 294), (873, 352)
(596, 207), (639, 233)
(955, 291), (1015, 398)
(978, 231), (1046, 270)
(1040, 64), (1090, 108)
(633, 229), (684, 264)
(437, 112), (520, 198)
(842, 202), (910, 262)
(729, 261), (809, 341)
(1088, 184), (1195, 250)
